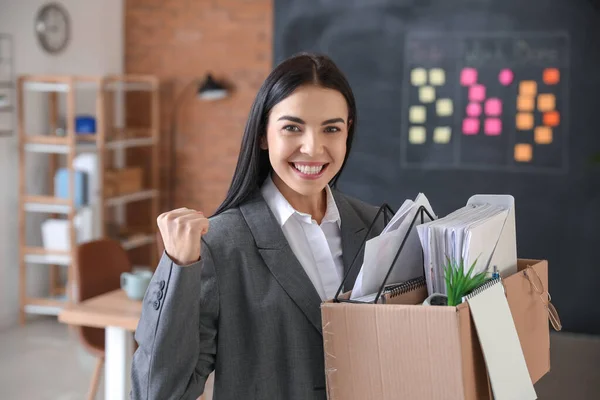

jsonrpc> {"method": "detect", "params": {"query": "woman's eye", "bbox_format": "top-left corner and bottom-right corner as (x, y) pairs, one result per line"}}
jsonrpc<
(283, 125), (301, 132)
(324, 126), (340, 133)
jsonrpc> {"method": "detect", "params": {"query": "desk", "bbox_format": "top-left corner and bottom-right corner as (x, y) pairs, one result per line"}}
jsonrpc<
(59, 289), (141, 400)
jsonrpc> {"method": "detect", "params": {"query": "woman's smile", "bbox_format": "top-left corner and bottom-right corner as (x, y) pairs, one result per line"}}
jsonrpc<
(289, 162), (329, 180)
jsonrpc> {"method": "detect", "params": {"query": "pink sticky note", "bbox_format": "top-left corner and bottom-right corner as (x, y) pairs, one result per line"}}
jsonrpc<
(485, 98), (502, 116)
(462, 118), (480, 135)
(485, 118), (502, 136)
(498, 69), (514, 86)
(460, 68), (478, 86)
(469, 84), (486, 102)
(466, 102), (482, 117)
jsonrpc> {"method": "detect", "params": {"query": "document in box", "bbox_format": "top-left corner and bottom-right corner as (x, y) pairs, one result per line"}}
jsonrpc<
(466, 279), (537, 400)
(350, 193), (436, 299)
(416, 195), (517, 296)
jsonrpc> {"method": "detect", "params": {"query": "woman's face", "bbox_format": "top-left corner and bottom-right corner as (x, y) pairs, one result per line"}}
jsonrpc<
(263, 84), (350, 198)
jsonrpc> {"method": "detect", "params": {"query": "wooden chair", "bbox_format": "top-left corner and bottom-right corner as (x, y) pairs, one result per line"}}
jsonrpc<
(75, 238), (132, 400)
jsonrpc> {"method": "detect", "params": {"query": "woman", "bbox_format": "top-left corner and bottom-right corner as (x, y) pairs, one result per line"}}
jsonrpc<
(131, 53), (383, 400)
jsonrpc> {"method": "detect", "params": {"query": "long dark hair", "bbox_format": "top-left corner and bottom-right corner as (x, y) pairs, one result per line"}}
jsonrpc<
(212, 53), (357, 216)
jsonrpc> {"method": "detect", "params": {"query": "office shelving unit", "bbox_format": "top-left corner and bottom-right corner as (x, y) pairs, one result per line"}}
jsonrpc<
(17, 74), (160, 323)
(0, 33), (14, 137)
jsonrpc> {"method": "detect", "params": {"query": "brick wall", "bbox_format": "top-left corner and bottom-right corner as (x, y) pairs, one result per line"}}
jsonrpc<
(125, 0), (273, 215)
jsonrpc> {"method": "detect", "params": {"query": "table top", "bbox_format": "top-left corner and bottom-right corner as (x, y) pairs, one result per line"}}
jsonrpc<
(58, 289), (142, 331)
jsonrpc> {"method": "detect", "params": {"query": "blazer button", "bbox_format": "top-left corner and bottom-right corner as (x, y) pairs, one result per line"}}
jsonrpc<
(156, 290), (163, 300)
(153, 300), (160, 310)
(159, 280), (165, 290)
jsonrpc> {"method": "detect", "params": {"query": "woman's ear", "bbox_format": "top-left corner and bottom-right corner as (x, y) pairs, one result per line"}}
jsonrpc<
(260, 135), (268, 150)
(348, 118), (353, 130)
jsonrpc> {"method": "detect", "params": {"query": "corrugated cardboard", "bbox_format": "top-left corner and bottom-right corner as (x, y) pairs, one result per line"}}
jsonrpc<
(321, 259), (550, 400)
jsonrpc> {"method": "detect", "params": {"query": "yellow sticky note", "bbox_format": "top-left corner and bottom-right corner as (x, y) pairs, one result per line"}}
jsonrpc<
(535, 126), (553, 144)
(433, 127), (451, 144)
(429, 68), (446, 86)
(519, 81), (537, 97)
(514, 143), (533, 162)
(436, 99), (453, 117)
(409, 126), (426, 144)
(409, 106), (426, 124)
(516, 113), (534, 130)
(419, 86), (436, 103)
(537, 94), (556, 112)
(517, 96), (535, 112)
(411, 68), (427, 86)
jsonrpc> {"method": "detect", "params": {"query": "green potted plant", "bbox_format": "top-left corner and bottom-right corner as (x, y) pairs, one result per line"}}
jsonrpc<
(443, 256), (489, 306)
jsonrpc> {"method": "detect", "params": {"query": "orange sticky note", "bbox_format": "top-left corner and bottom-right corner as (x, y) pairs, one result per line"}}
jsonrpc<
(543, 68), (560, 85)
(535, 126), (553, 144)
(519, 81), (537, 97)
(537, 94), (556, 112)
(516, 113), (534, 130)
(514, 144), (533, 162)
(517, 96), (535, 112)
(543, 111), (560, 127)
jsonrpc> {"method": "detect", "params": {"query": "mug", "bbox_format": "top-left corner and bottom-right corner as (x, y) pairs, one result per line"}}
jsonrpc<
(120, 270), (153, 300)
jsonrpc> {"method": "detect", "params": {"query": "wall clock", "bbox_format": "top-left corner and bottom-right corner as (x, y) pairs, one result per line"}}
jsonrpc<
(34, 3), (71, 54)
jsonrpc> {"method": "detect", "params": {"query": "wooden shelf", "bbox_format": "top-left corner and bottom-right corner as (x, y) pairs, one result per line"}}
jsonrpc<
(106, 189), (158, 206)
(18, 73), (161, 324)
(24, 295), (68, 316)
(23, 195), (71, 214)
(121, 234), (156, 250)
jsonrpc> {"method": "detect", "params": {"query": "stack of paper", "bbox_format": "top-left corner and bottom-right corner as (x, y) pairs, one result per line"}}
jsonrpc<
(416, 195), (517, 296)
(350, 193), (436, 299)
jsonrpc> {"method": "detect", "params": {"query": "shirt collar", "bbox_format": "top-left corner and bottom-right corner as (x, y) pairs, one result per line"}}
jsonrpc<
(260, 174), (341, 227)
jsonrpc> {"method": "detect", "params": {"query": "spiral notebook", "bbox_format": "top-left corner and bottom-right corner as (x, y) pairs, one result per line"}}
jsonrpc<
(466, 278), (537, 400)
(352, 276), (428, 304)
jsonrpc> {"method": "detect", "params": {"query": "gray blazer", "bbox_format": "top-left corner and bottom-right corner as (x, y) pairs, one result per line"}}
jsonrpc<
(130, 188), (384, 400)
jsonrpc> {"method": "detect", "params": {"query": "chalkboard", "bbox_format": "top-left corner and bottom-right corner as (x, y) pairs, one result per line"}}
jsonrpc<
(274, 0), (600, 334)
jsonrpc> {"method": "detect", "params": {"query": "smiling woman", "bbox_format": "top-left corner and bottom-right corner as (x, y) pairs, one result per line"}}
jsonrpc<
(130, 53), (383, 400)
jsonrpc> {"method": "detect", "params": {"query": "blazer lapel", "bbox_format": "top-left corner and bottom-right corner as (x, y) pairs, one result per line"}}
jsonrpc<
(331, 191), (370, 292)
(240, 191), (324, 335)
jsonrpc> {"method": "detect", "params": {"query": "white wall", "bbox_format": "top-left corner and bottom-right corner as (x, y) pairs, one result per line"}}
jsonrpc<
(0, 0), (124, 330)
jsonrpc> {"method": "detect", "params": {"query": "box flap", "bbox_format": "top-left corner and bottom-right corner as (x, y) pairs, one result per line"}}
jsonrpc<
(321, 303), (466, 400)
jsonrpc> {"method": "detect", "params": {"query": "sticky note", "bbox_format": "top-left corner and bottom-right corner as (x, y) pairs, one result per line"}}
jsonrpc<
(535, 126), (553, 144)
(516, 113), (534, 130)
(409, 106), (426, 124)
(460, 67), (478, 86)
(543, 111), (560, 127)
(433, 127), (451, 144)
(517, 96), (535, 112)
(537, 94), (556, 112)
(543, 68), (560, 85)
(484, 118), (502, 136)
(429, 68), (446, 86)
(409, 126), (426, 144)
(519, 81), (537, 96)
(462, 118), (480, 135)
(419, 86), (436, 103)
(469, 84), (486, 102)
(411, 68), (427, 86)
(514, 144), (533, 162)
(466, 102), (482, 117)
(485, 98), (502, 117)
(498, 69), (514, 86)
(436, 99), (453, 117)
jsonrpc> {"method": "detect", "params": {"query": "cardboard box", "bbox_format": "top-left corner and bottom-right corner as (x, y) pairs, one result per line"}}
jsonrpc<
(321, 259), (550, 400)
(104, 167), (143, 197)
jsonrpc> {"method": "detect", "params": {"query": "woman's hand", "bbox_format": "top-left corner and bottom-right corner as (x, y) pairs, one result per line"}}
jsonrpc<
(157, 208), (209, 266)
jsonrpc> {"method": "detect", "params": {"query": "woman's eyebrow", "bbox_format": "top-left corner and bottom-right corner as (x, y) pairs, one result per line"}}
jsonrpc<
(321, 118), (345, 125)
(277, 115), (305, 124)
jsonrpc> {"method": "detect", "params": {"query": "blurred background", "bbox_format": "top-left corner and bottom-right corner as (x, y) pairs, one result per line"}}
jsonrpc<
(0, 0), (599, 399)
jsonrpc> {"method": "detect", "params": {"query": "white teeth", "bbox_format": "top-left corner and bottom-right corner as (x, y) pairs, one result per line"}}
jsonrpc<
(293, 163), (324, 175)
